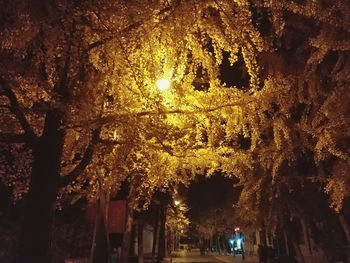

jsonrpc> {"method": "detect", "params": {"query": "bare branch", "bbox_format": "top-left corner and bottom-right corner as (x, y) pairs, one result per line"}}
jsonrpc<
(60, 129), (101, 187)
(0, 78), (38, 144)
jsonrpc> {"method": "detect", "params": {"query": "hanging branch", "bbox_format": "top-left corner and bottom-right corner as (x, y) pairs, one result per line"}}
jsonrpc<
(60, 128), (101, 187)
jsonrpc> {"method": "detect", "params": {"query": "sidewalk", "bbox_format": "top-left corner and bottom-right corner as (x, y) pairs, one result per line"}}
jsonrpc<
(165, 250), (259, 263)
(214, 254), (259, 263)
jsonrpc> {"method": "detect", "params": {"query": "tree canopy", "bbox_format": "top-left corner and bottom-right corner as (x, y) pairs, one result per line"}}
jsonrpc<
(0, 0), (349, 261)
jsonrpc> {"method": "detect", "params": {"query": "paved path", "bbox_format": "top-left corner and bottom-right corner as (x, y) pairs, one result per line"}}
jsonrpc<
(167, 250), (258, 263)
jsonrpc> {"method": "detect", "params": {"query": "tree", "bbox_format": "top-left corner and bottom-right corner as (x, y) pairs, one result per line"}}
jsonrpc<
(166, 200), (190, 252)
(0, 2), (254, 261)
(185, 175), (238, 253)
(213, 0), (350, 259)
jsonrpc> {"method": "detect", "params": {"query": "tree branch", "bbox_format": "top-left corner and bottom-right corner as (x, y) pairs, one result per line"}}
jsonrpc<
(54, 21), (75, 96)
(97, 138), (125, 145)
(88, 20), (143, 50)
(60, 129), (101, 187)
(0, 78), (38, 144)
(88, 1), (182, 51)
(66, 100), (253, 129)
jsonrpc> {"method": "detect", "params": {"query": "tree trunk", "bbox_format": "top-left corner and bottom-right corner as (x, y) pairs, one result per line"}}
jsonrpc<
(218, 236), (223, 255)
(18, 111), (64, 263)
(91, 190), (110, 263)
(90, 203), (99, 263)
(91, 210), (109, 263)
(209, 236), (212, 252)
(138, 222), (144, 263)
(120, 184), (135, 263)
(293, 241), (305, 263)
(283, 230), (290, 256)
(221, 236), (227, 255)
(339, 214), (350, 245)
(157, 205), (166, 263)
(151, 206), (160, 263)
(301, 219), (313, 263)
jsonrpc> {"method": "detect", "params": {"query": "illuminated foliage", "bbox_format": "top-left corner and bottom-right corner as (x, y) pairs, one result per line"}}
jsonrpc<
(166, 202), (190, 236)
(0, 0), (349, 261)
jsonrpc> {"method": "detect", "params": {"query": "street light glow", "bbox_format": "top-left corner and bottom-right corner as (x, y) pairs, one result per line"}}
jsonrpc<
(174, 200), (180, 206)
(156, 78), (171, 91)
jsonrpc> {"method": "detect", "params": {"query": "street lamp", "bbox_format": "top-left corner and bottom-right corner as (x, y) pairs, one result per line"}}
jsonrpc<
(156, 78), (171, 91)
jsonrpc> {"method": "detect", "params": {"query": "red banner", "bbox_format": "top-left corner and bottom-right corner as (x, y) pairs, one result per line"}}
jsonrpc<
(108, 200), (126, 233)
(85, 200), (127, 233)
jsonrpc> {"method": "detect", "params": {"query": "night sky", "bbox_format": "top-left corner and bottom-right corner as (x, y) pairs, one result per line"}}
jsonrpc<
(183, 174), (241, 220)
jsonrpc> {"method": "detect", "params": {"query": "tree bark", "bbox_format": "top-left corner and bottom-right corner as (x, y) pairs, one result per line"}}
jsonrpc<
(138, 222), (144, 263)
(217, 236), (222, 255)
(338, 214), (350, 245)
(221, 236), (226, 255)
(91, 189), (110, 263)
(301, 219), (313, 263)
(293, 241), (305, 263)
(90, 203), (99, 263)
(209, 236), (212, 252)
(18, 111), (64, 263)
(91, 209), (109, 263)
(151, 206), (160, 263)
(283, 230), (290, 256)
(157, 205), (166, 263)
(120, 184), (135, 263)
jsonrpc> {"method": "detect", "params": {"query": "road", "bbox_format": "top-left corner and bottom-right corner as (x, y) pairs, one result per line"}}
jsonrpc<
(168, 250), (258, 263)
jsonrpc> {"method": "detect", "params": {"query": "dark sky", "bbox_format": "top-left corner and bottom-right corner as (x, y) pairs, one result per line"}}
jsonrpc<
(181, 174), (241, 219)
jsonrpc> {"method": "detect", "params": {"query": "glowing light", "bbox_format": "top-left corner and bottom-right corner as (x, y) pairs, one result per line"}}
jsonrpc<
(236, 238), (242, 249)
(174, 200), (180, 206)
(229, 239), (234, 245)
(156, 78), (171, 91)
